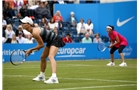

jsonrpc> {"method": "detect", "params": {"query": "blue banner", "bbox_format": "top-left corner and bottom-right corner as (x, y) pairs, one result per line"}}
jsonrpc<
(2, 1), (137, 63)
(2, 43), (137, 62)
(54, 1), (137, 43)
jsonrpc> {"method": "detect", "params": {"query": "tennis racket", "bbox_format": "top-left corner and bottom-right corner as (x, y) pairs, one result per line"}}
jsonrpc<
(97, 42), (109, 52)
(10, 50), (37, 66)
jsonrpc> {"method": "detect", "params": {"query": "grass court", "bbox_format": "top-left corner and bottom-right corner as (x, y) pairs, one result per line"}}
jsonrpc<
(3, 59), (137, 90)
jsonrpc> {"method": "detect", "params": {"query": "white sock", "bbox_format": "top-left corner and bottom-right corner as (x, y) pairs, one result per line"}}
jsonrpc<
(52, 73), (56, 77)
(40, 72), (44, 76)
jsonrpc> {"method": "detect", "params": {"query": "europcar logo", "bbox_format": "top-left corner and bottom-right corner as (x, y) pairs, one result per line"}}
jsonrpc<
(57, 48), (86, 57)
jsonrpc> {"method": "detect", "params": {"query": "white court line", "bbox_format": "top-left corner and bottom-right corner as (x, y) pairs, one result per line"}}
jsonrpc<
(3, 67), (40, 69)
(3, 64), (137, 69)
(47, 84), (136, 90)
(60, 64), (137, 68)
(3, 75), (33, 78)
(3, 74), (137, 83)
(2, 64), (92, 69)
(61, 77), (137, 83)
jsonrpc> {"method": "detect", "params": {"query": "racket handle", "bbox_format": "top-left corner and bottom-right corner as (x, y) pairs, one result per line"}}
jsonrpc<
(24, 50), (38, 52)
(32, 50), (38, 52)
(25, 50), (38, 57)
(25, 54), (29, 58)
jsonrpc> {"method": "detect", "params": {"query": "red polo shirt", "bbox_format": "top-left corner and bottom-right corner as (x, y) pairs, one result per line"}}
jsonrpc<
(63, 37), (72, 43)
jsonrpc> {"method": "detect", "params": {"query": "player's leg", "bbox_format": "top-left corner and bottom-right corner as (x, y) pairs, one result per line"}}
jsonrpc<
(48, 46), (58, 74)
(118, 45), (127, 66)
(40, 47), (50, 72)
(107, 46), (118, 66)
(33, 47), (50, 81)
(44, 46), (59, 84)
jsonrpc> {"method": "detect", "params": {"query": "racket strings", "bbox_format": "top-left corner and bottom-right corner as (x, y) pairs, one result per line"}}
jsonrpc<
(11, 51), (26, 65)
(98, 43), (106, 52)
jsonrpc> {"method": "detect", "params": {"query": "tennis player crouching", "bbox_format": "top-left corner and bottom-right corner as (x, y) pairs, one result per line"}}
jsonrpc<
(20, 16), (65, 84)
(106, 25), (128, 66)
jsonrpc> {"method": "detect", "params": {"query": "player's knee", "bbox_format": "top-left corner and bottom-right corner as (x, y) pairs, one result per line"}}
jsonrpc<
(118, 49), (122, 53)
(40, 55), (47, 61)
(48, 55), (54, 59)
(110, 50), (114, 54)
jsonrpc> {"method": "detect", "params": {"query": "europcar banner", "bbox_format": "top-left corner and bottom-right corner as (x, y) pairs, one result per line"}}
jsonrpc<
(3, 43), (136, 62)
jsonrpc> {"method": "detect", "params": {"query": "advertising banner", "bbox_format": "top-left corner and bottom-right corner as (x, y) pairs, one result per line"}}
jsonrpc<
(3, 43), (137, 62)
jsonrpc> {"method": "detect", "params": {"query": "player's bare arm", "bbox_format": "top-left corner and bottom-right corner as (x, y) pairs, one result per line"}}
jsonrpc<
(109, 40), (114, 48)
(109, 36), (120, 48)
(26, 28), (44, 55)
(111, 36), (120, 48)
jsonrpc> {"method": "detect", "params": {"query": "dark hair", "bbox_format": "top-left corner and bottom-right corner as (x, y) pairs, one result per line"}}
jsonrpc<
(50, 17), (55, 23)
(40, 18), (48, 26)
(108, 25), (114, 30)
(87, 19), (92, 24)
(96, 33), (100, 36)
(4, 2), (11, 9)
(39, 2), (43, 5)
(18, 32), (23, 35)
(66, 33), (71, 36)
(80, 18), (84, 22)
(32, 23), (36, 27)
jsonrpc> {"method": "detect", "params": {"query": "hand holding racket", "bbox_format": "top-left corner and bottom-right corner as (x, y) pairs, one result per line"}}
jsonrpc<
(25, 49), (36, 56)
(10, 49), (38, 66)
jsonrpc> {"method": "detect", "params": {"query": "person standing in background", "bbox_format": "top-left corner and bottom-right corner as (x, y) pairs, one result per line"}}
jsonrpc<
(106, 25), (128, 67)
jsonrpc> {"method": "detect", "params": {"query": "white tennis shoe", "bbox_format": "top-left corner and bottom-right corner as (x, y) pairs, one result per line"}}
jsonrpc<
(44, 76), (59, 84)
(32, 74), (45, 81)
(107, 62), (115, 66)
(119, 62), (127, 67)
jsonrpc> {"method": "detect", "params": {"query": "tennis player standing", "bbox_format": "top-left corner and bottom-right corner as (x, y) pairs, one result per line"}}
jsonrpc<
(106, 25), (128, 66)
(20, 16), (65, 84)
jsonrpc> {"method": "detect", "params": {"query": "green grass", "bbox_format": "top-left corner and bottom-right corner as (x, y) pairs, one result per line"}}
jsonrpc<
(3, 59), (137, 90)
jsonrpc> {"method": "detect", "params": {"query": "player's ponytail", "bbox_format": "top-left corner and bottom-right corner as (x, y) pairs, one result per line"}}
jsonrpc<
(111, 25), (114, 30)
(32, 23), (36, 27)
